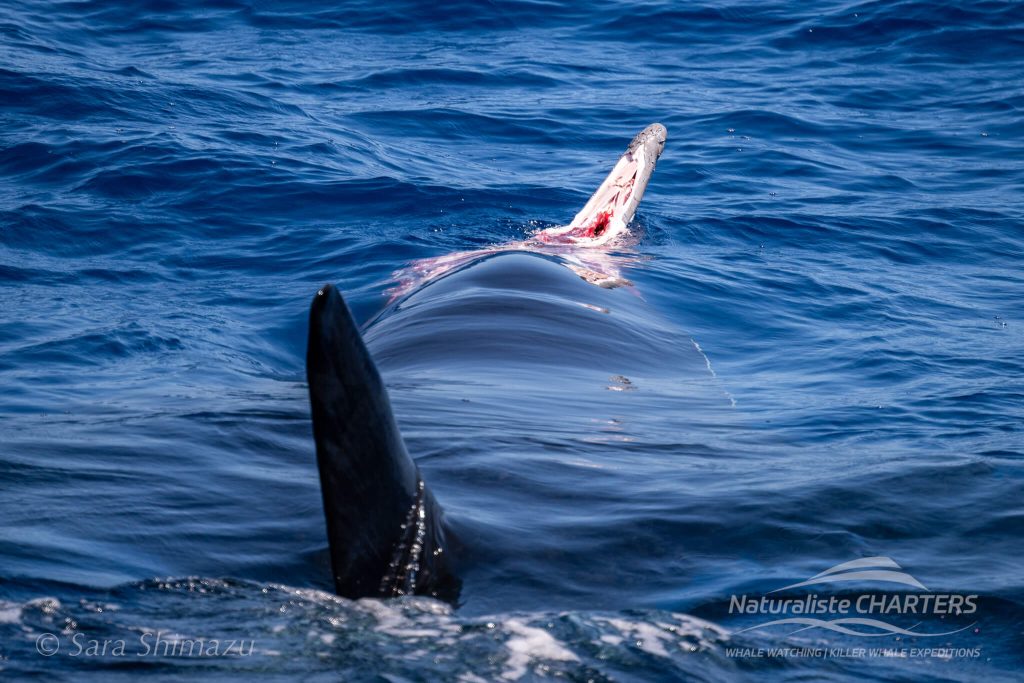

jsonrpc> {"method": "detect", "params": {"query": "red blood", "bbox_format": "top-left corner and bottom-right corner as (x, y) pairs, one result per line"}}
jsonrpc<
(589, 210), (612, 237)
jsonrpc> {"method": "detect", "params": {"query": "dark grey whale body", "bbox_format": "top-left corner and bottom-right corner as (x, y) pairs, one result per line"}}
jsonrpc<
(304, 124), (726, 602)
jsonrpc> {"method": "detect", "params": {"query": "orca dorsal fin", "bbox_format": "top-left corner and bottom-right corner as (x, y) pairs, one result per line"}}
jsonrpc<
(306, 285), (458, 599)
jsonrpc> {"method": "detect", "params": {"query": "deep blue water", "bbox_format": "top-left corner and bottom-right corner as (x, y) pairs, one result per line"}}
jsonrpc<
(2, 0), (1023, 680)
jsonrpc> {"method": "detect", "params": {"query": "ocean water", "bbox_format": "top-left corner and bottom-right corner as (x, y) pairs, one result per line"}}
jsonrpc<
(1, 0), (1023, 680)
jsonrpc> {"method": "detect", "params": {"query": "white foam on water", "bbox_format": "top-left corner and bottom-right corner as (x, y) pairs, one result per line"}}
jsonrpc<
(595, 613), (729, 659)
(25, 597), (61, 614)
(0, 601), (22, 624)
(692, 338), (737, 407)
(501, 619), (579, 680)
(362, 597), (458, 640)
(604, 618), (671, 657)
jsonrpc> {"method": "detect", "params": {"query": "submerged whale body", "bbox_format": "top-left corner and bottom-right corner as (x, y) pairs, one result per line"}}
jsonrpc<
(306, 125), (720, 601)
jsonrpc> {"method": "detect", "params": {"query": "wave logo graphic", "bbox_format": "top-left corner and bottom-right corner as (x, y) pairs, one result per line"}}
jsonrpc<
(768, 556), (927, 594)
(733, 557), (978, 638)
(737, 616), (974, 638)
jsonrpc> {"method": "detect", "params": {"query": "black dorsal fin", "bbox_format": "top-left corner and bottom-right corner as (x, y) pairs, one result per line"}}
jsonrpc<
(306, 284), (458, 600)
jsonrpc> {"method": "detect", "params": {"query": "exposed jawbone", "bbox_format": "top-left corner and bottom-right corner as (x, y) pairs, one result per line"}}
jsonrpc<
(388, 123), (667, 301)
(534, 123), (667, 247)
